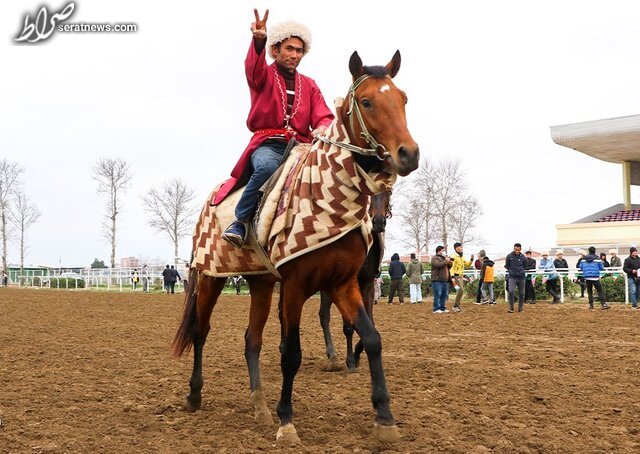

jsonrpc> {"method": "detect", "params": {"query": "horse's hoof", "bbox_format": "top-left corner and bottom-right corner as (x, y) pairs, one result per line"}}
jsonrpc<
(255, 410), (274, 426)
(276, 423), (301, 444)
(250, 390), (273, 426)
(373, 422), (401, 443)
(184, 394), (201, 412)
(325, 356), (343, 372)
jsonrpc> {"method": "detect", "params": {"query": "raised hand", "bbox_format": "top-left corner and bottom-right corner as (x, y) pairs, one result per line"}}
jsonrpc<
(251, 8), (269, 38)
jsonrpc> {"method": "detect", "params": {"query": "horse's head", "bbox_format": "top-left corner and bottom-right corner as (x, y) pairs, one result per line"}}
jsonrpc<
(369, 190), (392, 233)
(342, 51), (419, 177)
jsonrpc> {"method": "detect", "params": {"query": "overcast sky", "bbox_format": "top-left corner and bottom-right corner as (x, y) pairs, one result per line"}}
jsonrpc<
(2, 0), (640, 267)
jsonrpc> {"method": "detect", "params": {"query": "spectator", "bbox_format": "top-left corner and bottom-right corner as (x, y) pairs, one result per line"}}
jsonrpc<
(524, 250), (537, 304)
(505, 243), (527, 313)
(609, 249), (622, 268)
(450, 242), (474, 313)
(474, 250), (486, 305)
(141, 264), (150, 292)
(479, 253), (495, 305)
(387, 253), (406, 305)
(553, 251), (569, 272)
(183, 263), (190, 293)
(599, 252), (610, 268)
(406, 253), (424, 304)
(1, 270), (8, 287)
(623, 247), (640, 309)
(580, 246), (610, 310)
(131, 269), (140, 291)
(575, 250), (587, 298)
(373, 274), (382, 303)
(539, 251), (560, 304)
(431, 246), (452, 313)
(170, 265), (181, 294)
(232, 275), (244, 295)
(162, 265), (172, 294)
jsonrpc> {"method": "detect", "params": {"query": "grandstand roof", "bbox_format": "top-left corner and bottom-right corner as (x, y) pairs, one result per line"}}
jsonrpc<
(550, 114), (640, 164)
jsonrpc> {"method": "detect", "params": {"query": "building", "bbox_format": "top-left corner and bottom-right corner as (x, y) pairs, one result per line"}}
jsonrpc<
(120, 257), (140, 268)
(551, 114), (640, 248)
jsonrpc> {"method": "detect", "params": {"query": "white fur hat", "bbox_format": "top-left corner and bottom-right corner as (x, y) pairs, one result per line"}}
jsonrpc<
(609, 248), (617, 254)
(267, 20), (312, 59)
(579, 249), (588, 256)
(541, 250), (549, 256)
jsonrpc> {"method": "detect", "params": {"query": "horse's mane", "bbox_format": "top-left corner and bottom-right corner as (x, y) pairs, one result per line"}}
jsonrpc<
(362, 66), (389, 78)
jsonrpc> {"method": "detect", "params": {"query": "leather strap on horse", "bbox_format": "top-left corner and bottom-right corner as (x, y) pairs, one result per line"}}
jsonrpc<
(246, 219), (282, 279)
(318, 74), (390, 160)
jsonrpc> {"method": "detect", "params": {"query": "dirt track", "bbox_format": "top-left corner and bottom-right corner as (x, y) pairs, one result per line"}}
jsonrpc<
(1, 288), (640, 453)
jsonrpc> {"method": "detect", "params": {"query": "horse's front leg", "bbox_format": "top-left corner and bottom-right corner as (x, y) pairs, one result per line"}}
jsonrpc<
(244, 276), (276, 426)
(274, 281), (305, 444)
(319, 291), (342, 371)
(353, 278), (375, 369)
(331, 281), (400, 443)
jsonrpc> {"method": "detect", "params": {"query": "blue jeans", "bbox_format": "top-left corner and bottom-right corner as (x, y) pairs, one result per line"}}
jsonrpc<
(628, 277), (640, 306)
(432, 281), (449, 312)
(235, 141), (287, 222)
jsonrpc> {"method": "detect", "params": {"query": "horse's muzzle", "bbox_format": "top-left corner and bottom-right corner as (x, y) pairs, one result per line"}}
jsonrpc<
(396, 145), (420, 176)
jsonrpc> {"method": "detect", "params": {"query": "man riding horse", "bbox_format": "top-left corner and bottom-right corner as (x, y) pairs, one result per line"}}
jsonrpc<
(218, 9), (334, 248)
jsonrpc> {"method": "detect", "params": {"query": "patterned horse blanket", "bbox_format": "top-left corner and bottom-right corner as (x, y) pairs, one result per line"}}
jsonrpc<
(192, 98), (396, 277)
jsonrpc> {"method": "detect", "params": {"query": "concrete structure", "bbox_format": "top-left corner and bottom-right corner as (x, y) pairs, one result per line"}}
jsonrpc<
(551, 115), (640, 246)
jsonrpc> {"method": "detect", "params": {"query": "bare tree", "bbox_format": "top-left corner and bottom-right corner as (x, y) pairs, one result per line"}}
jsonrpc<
(449, 197), (484, 246)
(427, 158), (467, 252)
(0, 160), (24, 273)
(9, 191), (41, 272)
(93, 158), (132, 268)
(391, 156), (483, 255)
(391, 170), (438, 257)
(141, 178), (199, 264)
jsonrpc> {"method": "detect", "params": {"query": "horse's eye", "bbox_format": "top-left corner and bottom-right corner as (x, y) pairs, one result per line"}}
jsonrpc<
(361, 98), (372, 109)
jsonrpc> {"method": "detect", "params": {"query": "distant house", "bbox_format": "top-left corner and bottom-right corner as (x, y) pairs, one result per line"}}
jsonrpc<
(120, 257), (140, 268)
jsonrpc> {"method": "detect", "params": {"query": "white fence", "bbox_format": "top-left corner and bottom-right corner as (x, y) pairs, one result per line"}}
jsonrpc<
(8, 265), (188, 292)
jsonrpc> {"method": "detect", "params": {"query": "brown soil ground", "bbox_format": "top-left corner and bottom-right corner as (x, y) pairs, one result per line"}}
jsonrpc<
(1, 287), (640, 453)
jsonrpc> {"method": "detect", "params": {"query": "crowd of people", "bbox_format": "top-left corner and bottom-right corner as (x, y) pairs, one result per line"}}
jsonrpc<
(383, 243), (640, 314)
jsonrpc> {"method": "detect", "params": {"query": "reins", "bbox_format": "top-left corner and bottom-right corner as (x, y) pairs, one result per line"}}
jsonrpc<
(318, 74), (391, 161)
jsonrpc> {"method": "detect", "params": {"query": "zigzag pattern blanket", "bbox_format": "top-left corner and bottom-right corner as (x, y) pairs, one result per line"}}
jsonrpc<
(192, 98), (396, 277)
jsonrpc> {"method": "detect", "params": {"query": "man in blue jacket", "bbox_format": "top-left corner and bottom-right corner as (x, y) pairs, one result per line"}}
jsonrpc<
(579, 246), (610, 310)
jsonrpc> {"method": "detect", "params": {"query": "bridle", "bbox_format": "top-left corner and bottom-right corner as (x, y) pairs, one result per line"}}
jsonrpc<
(318, 74), (391, 161)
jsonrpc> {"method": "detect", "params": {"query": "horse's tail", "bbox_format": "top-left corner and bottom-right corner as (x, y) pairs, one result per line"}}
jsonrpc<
(172, 267), (199, 357)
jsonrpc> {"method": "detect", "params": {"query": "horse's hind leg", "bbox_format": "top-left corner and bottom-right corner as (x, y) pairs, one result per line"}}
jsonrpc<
(244, 275), (276, 425)
(319, 291), (342, 371)
(185, 275), (226, 412)
(343, 320), (357, 372)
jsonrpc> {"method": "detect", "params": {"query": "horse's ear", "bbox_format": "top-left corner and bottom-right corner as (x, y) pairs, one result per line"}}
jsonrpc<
(385, 50), (401, 78)
(349, 51), (363, 80)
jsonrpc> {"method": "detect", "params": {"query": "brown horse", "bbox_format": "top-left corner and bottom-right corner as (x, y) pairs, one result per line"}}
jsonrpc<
(319, 190), (390, 372)
(173, 51), (419, 444)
